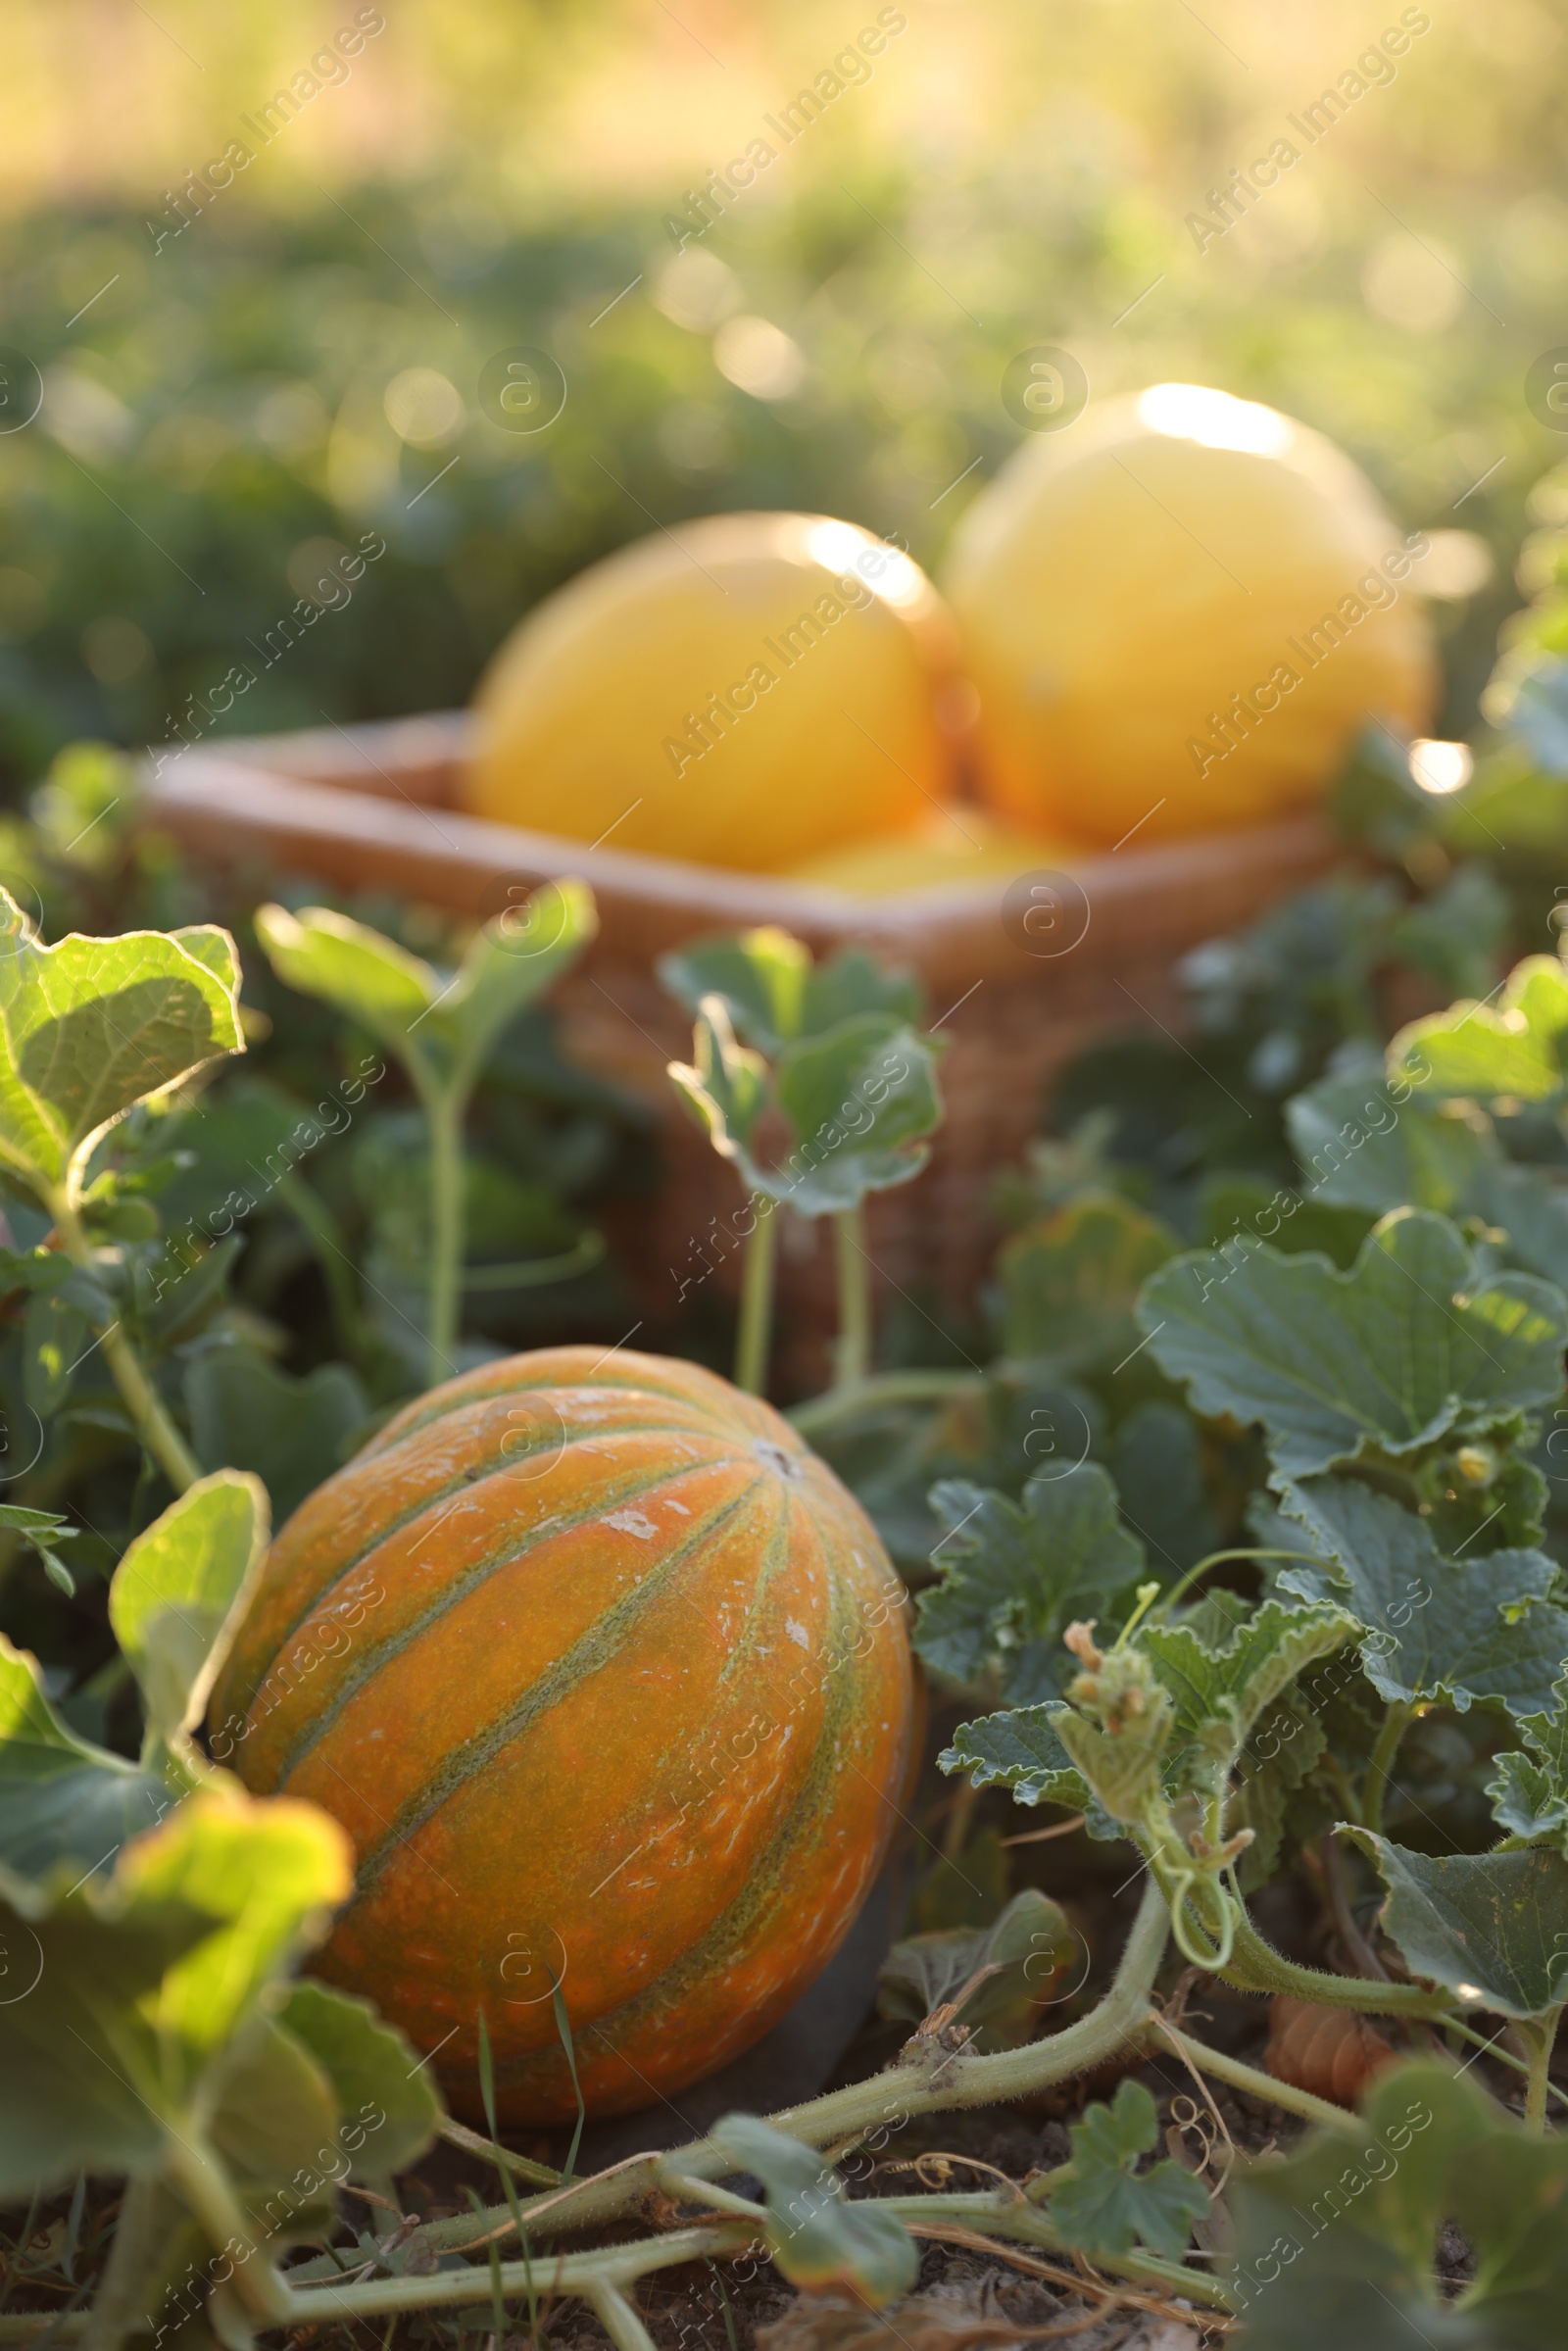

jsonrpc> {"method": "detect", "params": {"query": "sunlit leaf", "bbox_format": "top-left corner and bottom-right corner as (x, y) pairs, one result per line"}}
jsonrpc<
(109, 1470), (270, 1747)
(0, 889), (243, 1194)
(1392, 953), (1568, 1105)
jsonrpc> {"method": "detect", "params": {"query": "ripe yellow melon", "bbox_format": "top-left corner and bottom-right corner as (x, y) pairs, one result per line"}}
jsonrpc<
(786, 806), (1082, 896)
(944, 384), (1438, 847)
(466, 513), (961, 872)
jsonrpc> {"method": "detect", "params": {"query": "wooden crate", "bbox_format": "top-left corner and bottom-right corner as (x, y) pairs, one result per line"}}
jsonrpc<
(143, 715), (1336, 1389)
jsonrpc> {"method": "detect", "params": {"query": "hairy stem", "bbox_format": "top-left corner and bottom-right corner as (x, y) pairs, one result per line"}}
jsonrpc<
(343, 1878), (1172, 2269)
(1152, 2021), (1356, 2134)
(50, 1190), (198, 1493)
(831, 1203), (872, 1388)
(79, 2178), (171, 2351)
(586, 2280), (661, 2351)
(1222, 1907), (1453, 2019)
(438, 2115), (560, 2186)
(160, 2135), (292, 2325)
(734, 1200), (777, 1396)
(1362, 1700), (1415, 1837)
(787, 1367), (974, 1439)
(423, 1086), (466, 1387)
(1518, 2008), (1562, 2133)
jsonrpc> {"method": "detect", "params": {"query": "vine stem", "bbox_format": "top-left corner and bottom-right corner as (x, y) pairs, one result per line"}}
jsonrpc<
(734, 1199), (777, 1396)
(787, 1367), (974, 1438)
(423, 1086), (466, 1387)
(1150, 2017), (1356, 2135)
(1362, 1700), (1416, 1837)
(1518, 2008), (1562, 2132)
(586, 2280), (660, 2351)
(831, 1203), (872, 1388)
(49, 1188), (198, 1494)
(317, 1877), (1174, 2272)
(1221, 1907), (1455, 2020)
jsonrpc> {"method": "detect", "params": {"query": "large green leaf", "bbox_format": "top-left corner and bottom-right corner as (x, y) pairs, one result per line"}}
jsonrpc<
(1288, 1069), (1568, 1290)
(0, 1635), (168, 1880)
(998, 1194), (1178, 1374)
(1049, 2080), (1208, 2261)
(1276, 1476), (1568, 1719)
(0, 1787), (352, 2195)
(277, 1981), (441, 2179)
(433, 880), (596, 1095)
(710, 2112), (917, 2308)
(253, 903), (439, 1059)
(1347, 1832), (1568, 2019)
(0, 890), (242, 1193)
(1392, 953), (1568, 1105)
(1139, 1208), (1568, 1481)
(1230, 2061), (1568, 2349)
(109, 1471), (270, 1749)
(914, 1466), (1147, 1706)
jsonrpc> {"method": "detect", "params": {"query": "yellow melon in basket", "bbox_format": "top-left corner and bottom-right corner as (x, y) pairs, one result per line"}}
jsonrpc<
(944, 384), (1438, 848)
(786, 806), (1083, 896)
(466, 514), (962, 872)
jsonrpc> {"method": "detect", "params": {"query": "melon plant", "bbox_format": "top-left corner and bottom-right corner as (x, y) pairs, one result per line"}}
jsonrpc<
(11, 844), (1568, 2351)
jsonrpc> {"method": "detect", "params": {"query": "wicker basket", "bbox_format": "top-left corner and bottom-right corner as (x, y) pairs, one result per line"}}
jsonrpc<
(143, 715), (1336, 1390)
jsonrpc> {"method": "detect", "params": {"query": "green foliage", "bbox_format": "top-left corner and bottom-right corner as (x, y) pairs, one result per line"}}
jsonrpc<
(183, 1349), (368, 1524)
(1140, 1207), (1568, 1488)
(1488, 1677), (1568, 1848)
(1231, 2062), (1568, 2347)
(915, 1466), (1147, 1704)
(1047, 2080), (1209, 2262)
(1348, 1834), (1568, 2020)
(0, 886), (242, 1199)
(995, 1195), (1178, 1374)
(106, 1470), (268, 1752)
(876, 1887), (1074, 2051)
(1277, 1476), (1568, 1720)
(0, 1788), (351, 2197)
(710, 2113), (918, 2309)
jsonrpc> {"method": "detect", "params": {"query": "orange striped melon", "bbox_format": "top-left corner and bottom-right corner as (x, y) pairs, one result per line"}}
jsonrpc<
(209, 1347), (915, 2125)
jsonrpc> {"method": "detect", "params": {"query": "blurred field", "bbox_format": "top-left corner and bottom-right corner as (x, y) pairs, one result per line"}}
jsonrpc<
(0, 0), (1562, 783)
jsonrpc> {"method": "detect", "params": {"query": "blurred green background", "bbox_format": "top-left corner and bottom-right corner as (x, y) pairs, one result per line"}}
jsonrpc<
(0, 0), (1563, 785)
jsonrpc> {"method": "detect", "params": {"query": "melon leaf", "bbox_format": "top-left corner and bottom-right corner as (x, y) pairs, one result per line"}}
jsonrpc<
(772, 1015), (943, 1213)
(0, 1788), (352, 2196)
(1275, 1476), (1568, 1719)
(659, 926), (812, 1055)
(1138, 1208), (1568, 1481)
(710, 2112), (918, 2309)
(876, 1886), (1075, 2040)
(276, 1980), (441, 2179)
(938, 1702), (1106, 1830)
(915, 1465), (1146, 1705)
(998, 1194), (1179, 1375)
(108, 1469), (270, 1752)
(1391, 953), (1568, 1105)
(1488, 1675), (1568, 1847)
(1049, 2079), (1208, 2261)
(666, 995), (769, 1162)
(1346, 1832), (1568, 2019)
(1230, 2061), (1568, 2348)
(0, 888), (243, 1196)
(0, 1634), (169, 1883)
